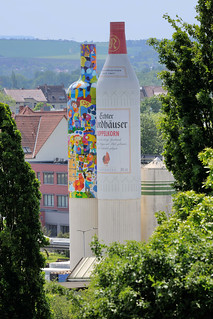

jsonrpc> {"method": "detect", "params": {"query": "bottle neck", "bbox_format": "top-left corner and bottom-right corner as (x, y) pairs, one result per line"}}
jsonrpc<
(80, 44), (97, 82)
(108, 22), (127, 54)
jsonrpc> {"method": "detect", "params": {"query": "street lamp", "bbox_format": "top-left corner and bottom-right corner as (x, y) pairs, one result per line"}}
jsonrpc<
(77, 227), (97, 257)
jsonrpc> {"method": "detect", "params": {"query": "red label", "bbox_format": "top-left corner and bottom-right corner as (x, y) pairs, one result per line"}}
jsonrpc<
(108, 22), (127, 54)
(109, 34), (121, 53)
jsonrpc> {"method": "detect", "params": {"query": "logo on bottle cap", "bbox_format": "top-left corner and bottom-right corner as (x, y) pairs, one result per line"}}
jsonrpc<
(109, 34), (120, 53)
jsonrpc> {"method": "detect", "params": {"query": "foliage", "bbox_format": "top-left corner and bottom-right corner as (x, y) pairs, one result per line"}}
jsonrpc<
(148, 1), (213, 193)
(198, 147), (213, 191)
(41, 251), (69, 264)
(34, 102), (53, 111)
(140, 95), (162, 113)
(45, 281), (81, 319)
(136, 67), (163, 86)
(90, 234), (107, 260)
(75, 148), (213, 318)
(57, 231), (70, 238)
(0, 68), (81, 90)
(141, 111), (164, 154)
(0, 90), (16, 108)
(42, 225), (51, 237)
(0, 103), (51, 318)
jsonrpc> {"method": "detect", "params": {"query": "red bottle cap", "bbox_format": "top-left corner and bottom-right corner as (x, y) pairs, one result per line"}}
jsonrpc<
(108, 22), (127, 54)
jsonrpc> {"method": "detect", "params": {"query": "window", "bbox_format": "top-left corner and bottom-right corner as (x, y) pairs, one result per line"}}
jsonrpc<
(57, 195), (68, 208)
(46, 224), (57, 237)
(37, 172), (40, 181)
(23, 146), (32, 154)
(43, 172), (54, 184)
(43, 194), (54, 207)
(60, 225), (69, 234)
(57, 173), (68, 185)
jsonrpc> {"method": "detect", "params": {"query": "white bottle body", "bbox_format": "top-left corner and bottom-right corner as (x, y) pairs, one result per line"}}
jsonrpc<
(97, 53), (142, 244)
(97, 54), (141, 200)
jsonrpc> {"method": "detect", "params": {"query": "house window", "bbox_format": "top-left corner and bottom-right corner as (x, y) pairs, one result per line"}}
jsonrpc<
(57, 195), (68, 208)
(60, 225), (69, 234)
(57, 173), (68, 185)
(46, 224), (57, 237)
(43, 172), (54, 184)
(43, 194), (54, 207)
(37, 172), (40, 181)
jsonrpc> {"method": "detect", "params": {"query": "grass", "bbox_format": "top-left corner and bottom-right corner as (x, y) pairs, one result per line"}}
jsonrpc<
(42, 251), (69, 264)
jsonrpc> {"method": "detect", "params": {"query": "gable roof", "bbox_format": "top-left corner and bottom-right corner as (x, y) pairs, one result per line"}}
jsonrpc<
(4, 88), (47, 103)
(38, 84), (67, 104)
(14, 106), (67, 159)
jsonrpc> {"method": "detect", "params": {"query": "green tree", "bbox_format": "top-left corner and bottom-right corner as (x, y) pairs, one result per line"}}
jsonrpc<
(11, 71), (18, 88)
(136, 68), (163, 86)
(76, 149), (213, 319)
(141, 111), (164, 154)
(0, 103), (51, 318)
(148, 0), (213, 193)
(0, 90), (16, 109)
(45, 281), (79, 319)
(0, 75), (12, 89)
(34, 102), (53, 111)
(32, 70), (57, 87)
(140, 95), (162, 113)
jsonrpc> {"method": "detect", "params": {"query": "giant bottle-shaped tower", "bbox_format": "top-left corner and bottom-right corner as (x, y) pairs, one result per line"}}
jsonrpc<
(96, 22), (141, 244)
(67, 44), (98, 269)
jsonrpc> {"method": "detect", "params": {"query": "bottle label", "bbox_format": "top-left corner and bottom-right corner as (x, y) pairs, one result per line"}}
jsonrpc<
(97, 108), (130, 173)
(109, 34), (121, 53)
(100, 66), (127, 78)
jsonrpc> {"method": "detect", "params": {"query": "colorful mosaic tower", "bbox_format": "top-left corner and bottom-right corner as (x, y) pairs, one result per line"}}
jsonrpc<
(67, 44), (97, 198)
(67, 44), (98, 269)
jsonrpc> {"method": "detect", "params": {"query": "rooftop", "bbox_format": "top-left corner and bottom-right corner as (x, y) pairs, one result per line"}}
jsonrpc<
(4, 88), (47, 103)
(14, 106), (67, 159)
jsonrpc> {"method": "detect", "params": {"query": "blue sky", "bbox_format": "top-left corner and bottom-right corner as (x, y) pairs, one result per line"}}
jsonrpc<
(0, 0), (198, 42)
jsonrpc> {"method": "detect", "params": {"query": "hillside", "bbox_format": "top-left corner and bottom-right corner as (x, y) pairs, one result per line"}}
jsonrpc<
(0, 39), (161, 78)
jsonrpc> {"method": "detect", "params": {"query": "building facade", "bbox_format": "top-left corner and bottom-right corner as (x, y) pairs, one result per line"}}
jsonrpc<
(4, 88), (47, 113)
(30, 161), (69, 236)
(14, 106), (69, 237)
(38, 84), (67, 110)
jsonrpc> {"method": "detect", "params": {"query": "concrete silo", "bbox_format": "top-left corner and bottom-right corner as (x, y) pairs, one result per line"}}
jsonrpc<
(141, 157), (175, 241)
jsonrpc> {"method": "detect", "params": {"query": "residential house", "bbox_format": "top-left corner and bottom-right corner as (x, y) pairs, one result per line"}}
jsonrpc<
(14, 106), (69, 236)
(4, 88), (47, 113)
(140, 86), (167, 100)
(38, 84), (67, 110)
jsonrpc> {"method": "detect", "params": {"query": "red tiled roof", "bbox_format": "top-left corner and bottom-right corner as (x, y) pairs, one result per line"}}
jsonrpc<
(14, 107), (67, 159)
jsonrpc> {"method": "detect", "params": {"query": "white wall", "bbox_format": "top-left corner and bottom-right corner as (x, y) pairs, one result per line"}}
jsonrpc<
(33, 117), (68, 162)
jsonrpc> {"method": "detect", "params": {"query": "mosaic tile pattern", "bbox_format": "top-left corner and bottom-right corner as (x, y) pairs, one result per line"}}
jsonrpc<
(67, 44), (97, 198)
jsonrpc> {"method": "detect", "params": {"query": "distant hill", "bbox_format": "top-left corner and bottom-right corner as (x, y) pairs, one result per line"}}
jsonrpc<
(0, 39), (161, 78)
(0, 38), (157, 59)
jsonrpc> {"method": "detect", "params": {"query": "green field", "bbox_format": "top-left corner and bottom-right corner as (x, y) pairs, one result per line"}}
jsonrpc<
(0, 38), (157, 61)
(0, 38), (162, 83)
(0, 39), (108, 59)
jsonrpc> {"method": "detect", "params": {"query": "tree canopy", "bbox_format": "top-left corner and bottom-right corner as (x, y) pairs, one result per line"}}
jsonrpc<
(140, 96), (164, 155)
(140, 111), (164, 155)
(0, 90), (16, 108)
(140, 95), (162, 114)
(0, 102), (50, 318)
(148, 0), (213, 193)
(34, 102), (53, 111)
